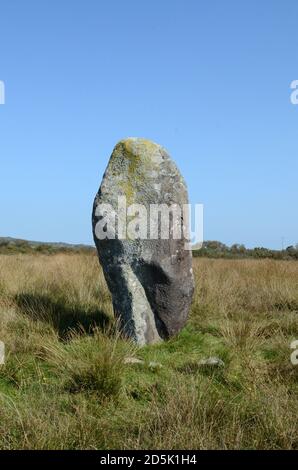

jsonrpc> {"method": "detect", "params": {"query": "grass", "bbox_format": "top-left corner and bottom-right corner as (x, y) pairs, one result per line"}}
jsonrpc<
(0, 253), (297, 449)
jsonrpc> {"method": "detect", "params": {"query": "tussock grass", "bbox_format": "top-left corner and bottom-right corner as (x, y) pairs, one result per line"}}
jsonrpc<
(0, 253), (297, 449)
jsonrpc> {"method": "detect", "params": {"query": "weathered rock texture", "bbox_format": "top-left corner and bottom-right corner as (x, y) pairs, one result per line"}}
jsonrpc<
(92, 138), (194, 345)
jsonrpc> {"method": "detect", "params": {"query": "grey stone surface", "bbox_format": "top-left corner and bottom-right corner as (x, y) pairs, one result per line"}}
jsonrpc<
(123, 357), (144, 365)
(92, 138), (194, 345)
(148, 361), (163, 371)
(198, 357), (225, 368)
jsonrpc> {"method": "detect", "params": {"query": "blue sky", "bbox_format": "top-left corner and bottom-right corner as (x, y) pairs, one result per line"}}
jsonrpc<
(0, 0), (297, 249)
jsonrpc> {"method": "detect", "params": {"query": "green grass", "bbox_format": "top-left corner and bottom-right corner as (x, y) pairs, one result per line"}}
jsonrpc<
(0, 253), (297, 449)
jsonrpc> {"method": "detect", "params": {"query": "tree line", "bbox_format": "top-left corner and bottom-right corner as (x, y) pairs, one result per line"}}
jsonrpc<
(193, 241), (298, 260)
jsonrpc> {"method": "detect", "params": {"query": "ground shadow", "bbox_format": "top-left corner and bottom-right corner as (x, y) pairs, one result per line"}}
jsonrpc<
(14, 292), (111, 340)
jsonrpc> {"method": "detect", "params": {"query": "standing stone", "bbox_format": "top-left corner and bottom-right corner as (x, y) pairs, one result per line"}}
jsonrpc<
(92, 138), (194, 345)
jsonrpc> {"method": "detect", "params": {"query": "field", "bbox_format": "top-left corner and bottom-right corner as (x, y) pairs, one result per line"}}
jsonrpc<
(0, 253), (298, 449)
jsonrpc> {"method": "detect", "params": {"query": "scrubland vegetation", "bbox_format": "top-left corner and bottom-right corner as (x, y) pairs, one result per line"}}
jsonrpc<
(1, 237), (298, 260)
(0, 252), (297, 449)
(193, 240), (298, 260)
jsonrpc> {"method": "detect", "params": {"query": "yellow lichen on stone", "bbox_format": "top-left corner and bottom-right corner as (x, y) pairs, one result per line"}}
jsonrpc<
(109, 138), (161, 205)
(118, 139), (153, 204)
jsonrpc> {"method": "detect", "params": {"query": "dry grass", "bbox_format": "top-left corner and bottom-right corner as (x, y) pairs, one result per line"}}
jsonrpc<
(0, 253), (297, 449)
